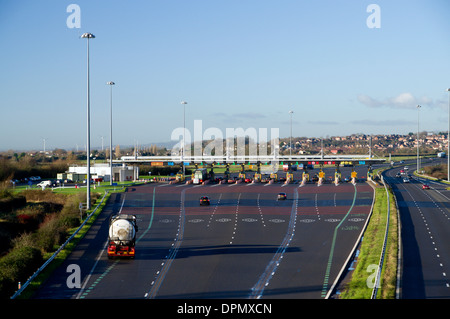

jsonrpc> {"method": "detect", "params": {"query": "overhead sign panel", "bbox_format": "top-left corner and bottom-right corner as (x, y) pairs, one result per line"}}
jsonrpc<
(151, 162), (164, 166)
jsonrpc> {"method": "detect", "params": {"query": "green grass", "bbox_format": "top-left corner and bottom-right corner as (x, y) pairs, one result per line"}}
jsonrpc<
(339, 185), (398, 299)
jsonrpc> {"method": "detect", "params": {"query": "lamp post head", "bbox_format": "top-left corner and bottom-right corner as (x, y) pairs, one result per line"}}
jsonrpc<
(106, 81), (115, 85)
(417, 105), (421, 109)
(446, 88), (450, 92)
(181, 101), (187, 105)
(81, 33), (95, 39)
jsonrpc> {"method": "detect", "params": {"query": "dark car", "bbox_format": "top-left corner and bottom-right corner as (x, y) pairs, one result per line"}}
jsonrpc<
(199, 196), (210, 206)
(277, 192), (287, 200)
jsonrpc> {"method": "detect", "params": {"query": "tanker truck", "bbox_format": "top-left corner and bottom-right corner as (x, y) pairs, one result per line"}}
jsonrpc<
(107, 214), (138, 259)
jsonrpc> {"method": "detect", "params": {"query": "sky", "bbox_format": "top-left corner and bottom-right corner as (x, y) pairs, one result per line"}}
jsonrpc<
(0, 0), (449, 151)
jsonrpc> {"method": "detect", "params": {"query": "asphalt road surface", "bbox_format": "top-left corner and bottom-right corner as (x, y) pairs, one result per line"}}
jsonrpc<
(384, 161), (450, 299)
(33, 168), (374, 299)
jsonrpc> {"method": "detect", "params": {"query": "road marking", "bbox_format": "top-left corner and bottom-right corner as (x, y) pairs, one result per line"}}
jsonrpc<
(229, 193), (242, 245)
(321, 183), (357, 298)
(250, 188), (298, 299)
(146, 188), (186, 299)
(207, 193), (222, 227)
(76, 193), (127, 299)
(399, 179), (450, 294)
(257, 193), (266, 226)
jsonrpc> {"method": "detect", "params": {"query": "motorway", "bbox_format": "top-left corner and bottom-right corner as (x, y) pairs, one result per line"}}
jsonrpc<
(33, 166), (374, 299)
(383, 160), (450, 299)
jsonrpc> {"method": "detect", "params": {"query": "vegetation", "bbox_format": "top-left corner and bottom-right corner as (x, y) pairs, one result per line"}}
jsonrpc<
(422, 163), (448, 180)
(339, 185), (398, 299)
(0, 179), (101, 298)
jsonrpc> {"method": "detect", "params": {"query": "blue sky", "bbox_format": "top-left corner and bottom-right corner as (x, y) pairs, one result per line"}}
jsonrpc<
(0, 0), (449, 151)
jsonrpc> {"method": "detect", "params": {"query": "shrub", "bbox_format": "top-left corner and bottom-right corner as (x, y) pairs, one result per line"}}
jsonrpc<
(21, 190), (67, 205)
(0, 246), (42, 298)
(34, 215), (66, 253)
(0, 196), (26, 212)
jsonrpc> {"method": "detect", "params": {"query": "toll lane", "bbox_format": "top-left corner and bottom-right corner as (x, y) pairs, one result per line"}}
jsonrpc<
(33, 179), (374, 299)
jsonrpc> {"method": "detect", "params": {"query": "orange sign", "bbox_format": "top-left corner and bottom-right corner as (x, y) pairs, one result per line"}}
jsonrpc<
(151, 162), (164, 166)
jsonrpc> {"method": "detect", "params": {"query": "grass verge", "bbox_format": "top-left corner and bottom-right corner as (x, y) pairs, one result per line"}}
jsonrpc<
(339, 183), (398, 299)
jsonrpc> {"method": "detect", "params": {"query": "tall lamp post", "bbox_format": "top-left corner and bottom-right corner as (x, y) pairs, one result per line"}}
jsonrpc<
(417, 105), (421, 174)
(181, 101), (188, 177)
(107, 81), (115, 185)
(289, 110), (294, 157)
(81, 32), (95, 210)
(447, 88), (450, 182)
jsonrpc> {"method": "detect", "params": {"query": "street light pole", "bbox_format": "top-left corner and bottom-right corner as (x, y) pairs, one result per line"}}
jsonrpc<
(289, 110), (294, 156)
(447, 88), (450, 182)
(81, 32), (95, 210)
(417, 105), (421, 174)
(107, 81), (115, 186)
(181, 101), (188, 177)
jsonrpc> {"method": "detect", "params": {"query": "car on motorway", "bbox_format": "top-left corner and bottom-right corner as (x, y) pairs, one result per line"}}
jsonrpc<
(422, 184), (430, 190)
(403, 178), (410, 183)
(277, 192), (287, 200)
(199, 196), (210, 206)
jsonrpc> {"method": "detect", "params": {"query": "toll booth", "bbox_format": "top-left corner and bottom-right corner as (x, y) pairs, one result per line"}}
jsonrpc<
(209, 167), (215, 181)
(176, 173), (185, 182)
(302, 171), (309, 182)
(317, 169), (325, 186)
(224, 164), (230, 181)
(270, 173), (278, 182)
(286, 172), (294, 183)
(334, 167), (341, 184)
(351, 170), (357, 184)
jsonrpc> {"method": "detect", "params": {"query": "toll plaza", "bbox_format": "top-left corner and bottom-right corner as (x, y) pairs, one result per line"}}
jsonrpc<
(117, 155), (385, 185)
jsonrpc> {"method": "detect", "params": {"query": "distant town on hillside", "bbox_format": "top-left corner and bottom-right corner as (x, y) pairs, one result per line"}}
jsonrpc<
(1, 131), (448, 161)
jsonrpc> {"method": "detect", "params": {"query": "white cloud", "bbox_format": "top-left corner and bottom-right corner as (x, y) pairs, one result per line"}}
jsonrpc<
(357, 92), (440, 109)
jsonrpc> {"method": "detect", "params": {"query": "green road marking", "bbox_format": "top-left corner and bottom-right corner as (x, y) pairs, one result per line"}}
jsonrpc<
(321, 183), (357, 297)
(80, 187), (156, 298)
(137, 187), (156, 242)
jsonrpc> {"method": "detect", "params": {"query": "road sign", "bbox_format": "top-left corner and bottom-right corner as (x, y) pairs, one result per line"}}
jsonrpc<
(151, 162), (164, 166)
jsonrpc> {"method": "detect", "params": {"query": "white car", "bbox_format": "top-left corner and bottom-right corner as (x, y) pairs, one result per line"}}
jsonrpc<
(37, 180), (52, 188)
(403, 178), (410, 183)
